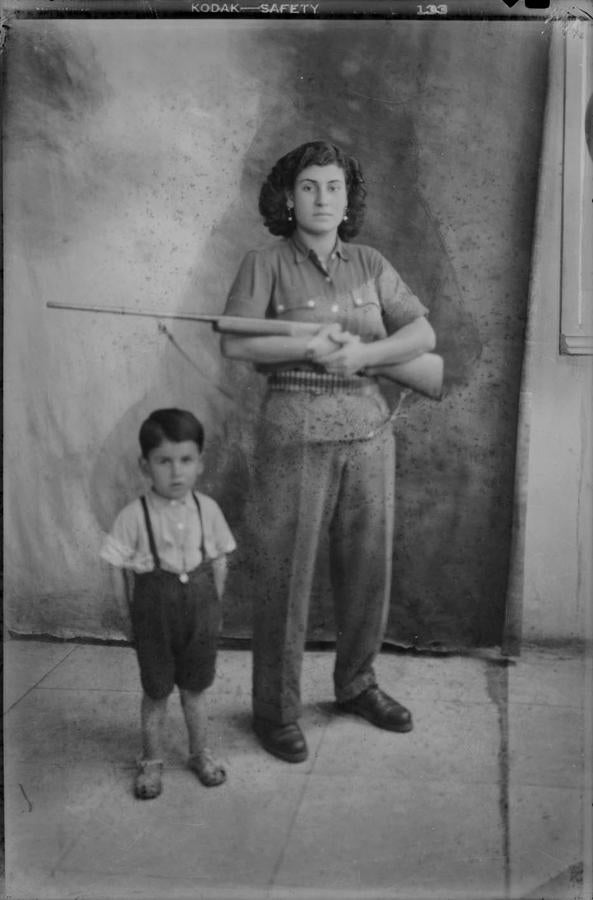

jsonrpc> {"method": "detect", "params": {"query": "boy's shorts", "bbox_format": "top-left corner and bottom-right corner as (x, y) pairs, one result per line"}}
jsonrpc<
(131, 565), (221, 700)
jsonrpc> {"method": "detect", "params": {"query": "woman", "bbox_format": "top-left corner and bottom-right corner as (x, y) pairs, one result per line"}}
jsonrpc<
(222, 141), (435, 763)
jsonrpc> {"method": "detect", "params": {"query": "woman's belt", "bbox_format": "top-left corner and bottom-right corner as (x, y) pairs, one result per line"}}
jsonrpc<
(267, 370), (376, 394)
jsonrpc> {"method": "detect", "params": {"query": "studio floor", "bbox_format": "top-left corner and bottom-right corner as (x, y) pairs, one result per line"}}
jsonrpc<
(3, 638), (592, 900)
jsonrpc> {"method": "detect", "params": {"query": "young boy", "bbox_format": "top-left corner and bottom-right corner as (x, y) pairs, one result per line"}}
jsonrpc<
(101, 408), (236, 800)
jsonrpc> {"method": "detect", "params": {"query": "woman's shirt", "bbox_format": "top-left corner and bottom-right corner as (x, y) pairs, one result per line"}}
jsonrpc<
(224, 233), (429, 351)
(223, 234), (430, 442)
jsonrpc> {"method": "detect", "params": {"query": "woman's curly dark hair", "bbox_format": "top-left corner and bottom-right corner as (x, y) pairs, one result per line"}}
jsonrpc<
(258, 141), (366, 241)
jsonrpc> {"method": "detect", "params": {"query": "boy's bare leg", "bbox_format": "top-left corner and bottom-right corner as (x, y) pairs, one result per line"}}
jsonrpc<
(141, 693), (167, 759)
(135, 693), (167, 800)
(180, 688), (226, 786)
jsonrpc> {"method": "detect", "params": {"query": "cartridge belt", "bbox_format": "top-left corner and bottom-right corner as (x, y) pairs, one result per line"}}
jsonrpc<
(267, 370), (376, 394)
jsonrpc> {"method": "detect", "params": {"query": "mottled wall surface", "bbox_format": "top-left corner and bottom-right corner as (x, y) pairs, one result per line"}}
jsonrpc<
(4, 20), (548, 648)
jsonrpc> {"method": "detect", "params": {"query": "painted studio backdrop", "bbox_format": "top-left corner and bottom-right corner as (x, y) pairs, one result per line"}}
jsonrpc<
(4, 19), (549, 649)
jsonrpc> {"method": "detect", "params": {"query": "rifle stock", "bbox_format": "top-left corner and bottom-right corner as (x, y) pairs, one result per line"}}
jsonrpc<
(365, 354), (444, 400)
(46, 303), (444, 399)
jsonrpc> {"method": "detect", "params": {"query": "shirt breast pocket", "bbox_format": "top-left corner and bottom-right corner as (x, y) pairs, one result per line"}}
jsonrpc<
(270, 290), (325, 323)
(346, 285), (386, 338)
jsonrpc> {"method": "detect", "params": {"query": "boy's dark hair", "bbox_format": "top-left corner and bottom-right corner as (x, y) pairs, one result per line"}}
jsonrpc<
(258, 140), (367, 241)
(139, 409), (204, 458)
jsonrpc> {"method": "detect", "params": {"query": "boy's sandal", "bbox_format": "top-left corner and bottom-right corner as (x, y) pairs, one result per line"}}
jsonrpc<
(188, 749), (227, 787)
(135, 758), (164, 800)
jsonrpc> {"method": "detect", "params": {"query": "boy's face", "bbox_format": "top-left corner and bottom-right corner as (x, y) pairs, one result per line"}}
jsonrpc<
(140, 439), (204, 501)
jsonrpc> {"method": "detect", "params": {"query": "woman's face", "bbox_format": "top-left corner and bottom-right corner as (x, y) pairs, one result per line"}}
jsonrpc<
(288, 163), (348, 238)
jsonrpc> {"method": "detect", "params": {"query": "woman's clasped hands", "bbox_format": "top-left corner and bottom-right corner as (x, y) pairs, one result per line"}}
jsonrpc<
(305, 324), (368, 377)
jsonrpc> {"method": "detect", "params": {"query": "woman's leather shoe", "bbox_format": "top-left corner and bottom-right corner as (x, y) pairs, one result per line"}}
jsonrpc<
(253, 717), (308, 763)
(337, 686), (413, 732)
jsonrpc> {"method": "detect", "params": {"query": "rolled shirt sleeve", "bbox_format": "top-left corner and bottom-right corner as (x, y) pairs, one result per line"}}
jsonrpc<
(100, 502), (155, 573)
(200, 495), (237, 560)
(374, 252), (429, 335)
(224, 250), (274, 318)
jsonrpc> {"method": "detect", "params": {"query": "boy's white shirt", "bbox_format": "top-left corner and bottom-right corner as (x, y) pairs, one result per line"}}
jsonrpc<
(101, 489), (236, 575)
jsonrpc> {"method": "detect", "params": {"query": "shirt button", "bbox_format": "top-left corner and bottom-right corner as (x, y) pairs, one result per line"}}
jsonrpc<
(307, 300), (315, 308)
(277, 304), (285, 312)
(354, 298), (362, 306)
(331, 303), (339, 313)
(331, 252), (336, 260)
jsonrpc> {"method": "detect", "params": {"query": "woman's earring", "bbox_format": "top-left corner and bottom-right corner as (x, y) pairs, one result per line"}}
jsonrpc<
(287, 206), (294, 222)
(342, 209), (349, 221)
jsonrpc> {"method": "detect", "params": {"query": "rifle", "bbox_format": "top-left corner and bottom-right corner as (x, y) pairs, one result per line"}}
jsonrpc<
(46, 302), (444, 399)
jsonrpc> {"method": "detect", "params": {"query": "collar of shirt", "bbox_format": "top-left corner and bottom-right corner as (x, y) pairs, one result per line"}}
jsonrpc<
(288, 232), (350, 265)
(148, 489), (196, 510)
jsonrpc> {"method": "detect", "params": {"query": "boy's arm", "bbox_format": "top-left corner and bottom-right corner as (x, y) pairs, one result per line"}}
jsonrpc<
(100, 502), (145, 642)
(200, 496), (236, 601)
(104, 563), (135, 642)
(211, 554), (228, 601)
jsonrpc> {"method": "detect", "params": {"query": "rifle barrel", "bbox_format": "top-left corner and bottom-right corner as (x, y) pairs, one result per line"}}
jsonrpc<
(46, 303), (319, 336)
(46, 302), (220, 324)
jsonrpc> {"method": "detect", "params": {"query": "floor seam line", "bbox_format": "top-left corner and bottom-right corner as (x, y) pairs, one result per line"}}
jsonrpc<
(267, 719), (331, 889)
(3, 644), (80, 714)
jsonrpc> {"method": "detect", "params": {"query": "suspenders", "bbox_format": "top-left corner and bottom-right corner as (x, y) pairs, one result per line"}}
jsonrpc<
(140, 493), (207, 580)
